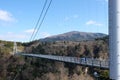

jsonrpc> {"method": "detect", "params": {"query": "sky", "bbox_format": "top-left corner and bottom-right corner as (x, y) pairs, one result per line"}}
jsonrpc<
(0, 0), (108, 42)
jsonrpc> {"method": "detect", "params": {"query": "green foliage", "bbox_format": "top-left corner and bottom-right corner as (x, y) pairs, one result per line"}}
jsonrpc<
(22, 40), (39, 47)
(32, 44), (45, 54)
(95, 36), (108, 43)
(99, 70), (109, 80)
(4, 42), (13, 48)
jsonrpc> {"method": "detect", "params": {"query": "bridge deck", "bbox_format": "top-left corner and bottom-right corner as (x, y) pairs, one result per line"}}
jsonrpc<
(16, 53), (109, 69)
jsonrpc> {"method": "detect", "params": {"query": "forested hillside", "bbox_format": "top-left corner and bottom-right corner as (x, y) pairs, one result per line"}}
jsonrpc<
(0, 37), (109, 80)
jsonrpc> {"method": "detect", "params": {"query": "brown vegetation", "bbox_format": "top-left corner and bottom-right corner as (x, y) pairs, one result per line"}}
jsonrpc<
(0, 38), (109, 80)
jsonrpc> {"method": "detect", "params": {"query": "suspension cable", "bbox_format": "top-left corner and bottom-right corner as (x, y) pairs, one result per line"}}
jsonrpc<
(30, 0), (53, 41)
(30, 0), (48, 41)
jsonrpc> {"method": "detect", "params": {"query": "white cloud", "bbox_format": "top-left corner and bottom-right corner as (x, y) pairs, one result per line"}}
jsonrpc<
(40, 32), (51, 38)
(24, 29), (36, 34)
(25, 29), (51, 38)
(0, 32), (26, 42)
(0, 30), (51, 42)
(86, 20), (103, 26)
(7, 32), (13, 34)
(0, 9), (16, 22)
(64, 14), (79, 21)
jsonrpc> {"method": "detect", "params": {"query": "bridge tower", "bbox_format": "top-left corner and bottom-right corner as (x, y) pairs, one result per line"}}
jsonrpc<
(109, 0), (120, 79)
(13, 42), (17, 55)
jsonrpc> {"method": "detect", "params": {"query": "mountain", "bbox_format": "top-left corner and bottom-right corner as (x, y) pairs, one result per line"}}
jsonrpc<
(40, 31), (107, 42)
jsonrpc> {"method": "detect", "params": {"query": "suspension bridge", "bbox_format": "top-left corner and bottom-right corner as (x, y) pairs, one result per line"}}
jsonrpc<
(16, 53), (109, 69)
(13, 0), (120, 79)
(13, 41), (109, 80)
(13, 0), (108, 70)
(14, 42), (109, 69)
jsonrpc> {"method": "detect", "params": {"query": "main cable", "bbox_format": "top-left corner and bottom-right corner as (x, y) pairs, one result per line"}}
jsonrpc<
(32, 0), (53, 41)
(30, 0), (53, 41)
(30, 0), (48, 41)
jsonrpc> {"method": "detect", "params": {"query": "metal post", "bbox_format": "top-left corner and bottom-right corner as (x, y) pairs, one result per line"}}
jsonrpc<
(109, 0), (120, 79)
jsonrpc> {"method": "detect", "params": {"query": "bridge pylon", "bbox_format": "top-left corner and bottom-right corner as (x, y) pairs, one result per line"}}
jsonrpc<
(13, 42), (17, 55)
(109, 0), (120, 79)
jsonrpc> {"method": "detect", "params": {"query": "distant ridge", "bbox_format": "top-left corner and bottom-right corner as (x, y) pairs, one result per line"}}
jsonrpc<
(40, 31), (107, 42)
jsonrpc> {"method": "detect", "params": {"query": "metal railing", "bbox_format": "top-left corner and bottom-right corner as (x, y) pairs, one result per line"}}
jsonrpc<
(15, 53), (109, 69)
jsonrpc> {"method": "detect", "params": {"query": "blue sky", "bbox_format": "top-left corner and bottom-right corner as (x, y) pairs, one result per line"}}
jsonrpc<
(0, 0), (108, 42)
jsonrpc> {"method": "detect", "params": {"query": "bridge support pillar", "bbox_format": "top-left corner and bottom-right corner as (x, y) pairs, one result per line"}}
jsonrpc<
(13, 42), (17, 55)
(109, 0), (120, 79)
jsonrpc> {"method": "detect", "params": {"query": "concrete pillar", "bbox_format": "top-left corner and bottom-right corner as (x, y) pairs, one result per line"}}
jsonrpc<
(109, 0), (120, 79)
